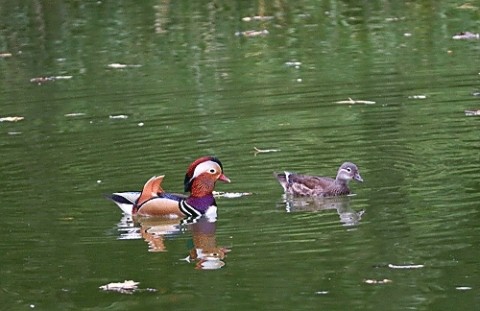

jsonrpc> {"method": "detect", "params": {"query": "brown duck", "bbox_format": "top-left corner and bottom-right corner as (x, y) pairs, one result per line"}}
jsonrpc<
(274, 162), (363, 197)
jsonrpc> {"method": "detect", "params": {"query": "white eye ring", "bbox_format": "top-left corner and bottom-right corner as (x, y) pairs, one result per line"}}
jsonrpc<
(346, 167), (352, 173)
(209, 169), (216, 174)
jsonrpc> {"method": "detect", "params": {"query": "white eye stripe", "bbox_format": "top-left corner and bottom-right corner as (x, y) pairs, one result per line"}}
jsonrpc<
(192, 161), (221, 178)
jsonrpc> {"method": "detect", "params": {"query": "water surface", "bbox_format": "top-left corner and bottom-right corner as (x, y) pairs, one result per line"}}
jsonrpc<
(1, 1), (479, 310)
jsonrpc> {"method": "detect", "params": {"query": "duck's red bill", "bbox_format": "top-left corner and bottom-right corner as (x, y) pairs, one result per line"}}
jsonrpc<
(219, 174), (231, 183)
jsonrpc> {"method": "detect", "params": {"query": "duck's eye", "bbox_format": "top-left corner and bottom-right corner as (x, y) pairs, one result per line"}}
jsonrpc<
(209, 168), (216, 174)
(346, 167), (352, 173)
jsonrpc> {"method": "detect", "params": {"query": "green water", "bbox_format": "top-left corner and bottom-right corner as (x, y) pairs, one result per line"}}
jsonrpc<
(1, 1), (479, 310)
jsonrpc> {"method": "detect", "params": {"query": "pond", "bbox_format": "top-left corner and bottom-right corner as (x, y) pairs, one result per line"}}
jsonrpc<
(0, 1), (479, 310)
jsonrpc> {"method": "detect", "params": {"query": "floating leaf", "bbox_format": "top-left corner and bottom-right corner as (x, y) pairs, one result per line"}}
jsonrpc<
(65, 113), (86, 117)
(408, 95), (427, 99)
(388, 263), (424, 269)
(464, 110), (480, 116)
(254, 147), (281, 154)
(30, 76), (72, 84)
(109, 114), (128, 119)
(364, 279), (392, 285)
(213, 191), (253, 198)
(242, 16), (274, 22)
(335, 97), (375, 105)
(457, 3), (478, 10)
(99, 280), (156, 294)
(235, 30), (269, 37)
(107, 63), (142, 69)
(285, 61), (302, 68)
(452, 32), (479, 40)
(99, 280), (139, 294)
(0, 52), (12, 58)
(0, 116), (24, 122)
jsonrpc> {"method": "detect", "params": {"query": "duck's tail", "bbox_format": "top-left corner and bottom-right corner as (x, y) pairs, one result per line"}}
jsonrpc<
(107, 192), (140, 215)
(273, 171), (291, 192)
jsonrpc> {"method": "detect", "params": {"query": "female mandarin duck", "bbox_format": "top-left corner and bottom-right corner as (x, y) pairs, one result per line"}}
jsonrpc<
(274, 162), (363, 197)
(108, 156), (230, 218)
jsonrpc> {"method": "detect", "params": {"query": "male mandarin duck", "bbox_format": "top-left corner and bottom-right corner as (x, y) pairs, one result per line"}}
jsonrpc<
(108, 156), (230, 218)
(274, 162), (363, 197)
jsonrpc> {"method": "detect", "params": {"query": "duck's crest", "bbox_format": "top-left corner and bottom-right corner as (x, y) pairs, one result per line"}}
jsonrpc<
(184, 156), (223, 192)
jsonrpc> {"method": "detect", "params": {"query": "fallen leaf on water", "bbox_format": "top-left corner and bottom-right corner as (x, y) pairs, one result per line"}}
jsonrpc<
(408, 95), (427, 99)
(213, 191), (253, 198)
(464, 110), (480, 116)
(388, 263), (424, 269)
(0, 52), (12, 58)
(235, 30), (269, 37)
(0, 116), (24, 122)
(457, 3), (478, 10)
(456, 286), (472, 291)
(452, 31), (480, 40)
(30, 76), (72, 84)
(99, 280), (156, 294)
(65, 113), (86, 117)
(109, 114), (128, 119)
(99, 280), (139, 294)
(285, 61), (302, 68)
(242, 16), (274, 22)
(107, 63), (142, 69)
(364, 279), (393, 285)
(335, 97), (375, 105)
(54, 75), (73, 80)
(254, 147), (281, 154)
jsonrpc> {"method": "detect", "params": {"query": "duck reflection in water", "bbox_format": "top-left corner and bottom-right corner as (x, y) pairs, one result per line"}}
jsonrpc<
(117, 215), (229, 270)
(277, 195), (365, 226)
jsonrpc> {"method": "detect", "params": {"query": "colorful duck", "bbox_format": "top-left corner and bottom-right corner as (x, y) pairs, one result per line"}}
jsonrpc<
(274, 162), (363, 197)
(108, 156), (230, 218)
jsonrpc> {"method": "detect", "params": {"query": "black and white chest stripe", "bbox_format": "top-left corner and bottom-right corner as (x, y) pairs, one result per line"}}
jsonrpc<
(179, 200), (202, 218)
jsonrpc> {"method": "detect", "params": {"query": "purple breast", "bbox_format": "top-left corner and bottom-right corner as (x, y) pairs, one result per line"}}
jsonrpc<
(186, 195), (216, 213)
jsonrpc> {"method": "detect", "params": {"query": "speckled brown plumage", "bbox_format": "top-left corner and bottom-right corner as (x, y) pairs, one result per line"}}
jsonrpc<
(274, 162), (363, 197)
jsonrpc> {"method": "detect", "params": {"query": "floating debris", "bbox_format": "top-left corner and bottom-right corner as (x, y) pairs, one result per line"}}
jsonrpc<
(7, 131), (22, 135)
(107, 63), (142, 69)
(385, 17), (407, 22)
(285, 61), (302, 68)
(456, 286), (472, 291)
(99, 280), (156, 294)
(335, 98), (376, 105)
(408, 95), (427, 99)
(99, 280), (139, 294)
(235, 30), (269, 37)
(364, 279), (393, 285)
(452, 32), (480, 40)
(315, 291), (329, 295)
(64, 112), (86, 117)
(464, 110), (480, 116)
(472, 91), (480, 96)
(0, 116), (24, 122)
(254, 146), (281, 154)
(213, 191), (253, 198)
(0, 52), (12, 58)
(388, 263), (424, 269)
(30, 76), (72, 85)
(457, 3), (478, 10)
(109, 114), (128, 119)
(138, 122), (145, 127)
(242, 16), (274, 22)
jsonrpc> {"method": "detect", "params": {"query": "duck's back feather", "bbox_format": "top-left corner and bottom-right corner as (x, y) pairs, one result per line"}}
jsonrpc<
(274, 171), (345, 196)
